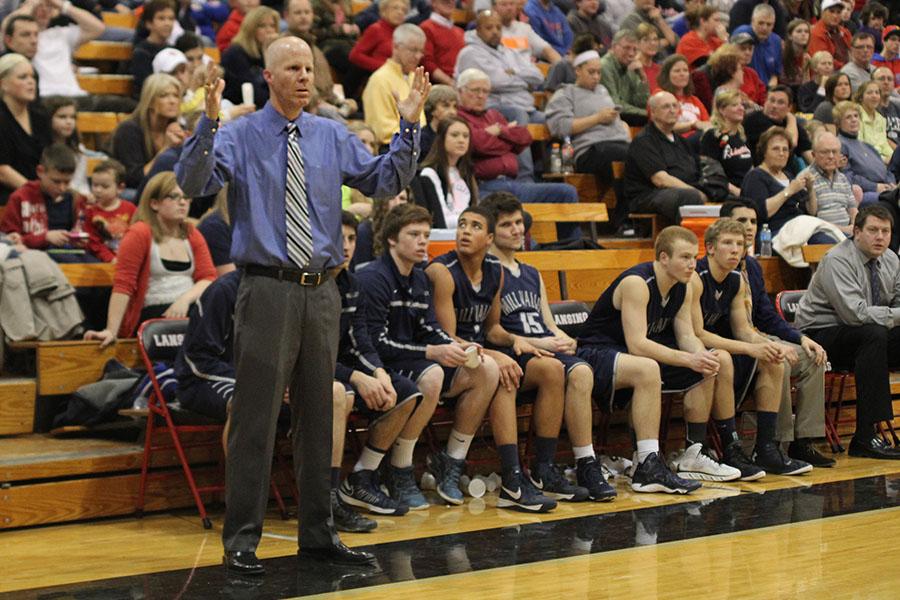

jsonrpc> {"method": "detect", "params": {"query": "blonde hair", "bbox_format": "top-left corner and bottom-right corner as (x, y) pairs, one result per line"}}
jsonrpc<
(832, 100), (861, 124)
(232, 6), (280, 60)
(199, 184), (230, 227)
(129, 73), (181, 158)
(0, 52), (29, 81)
(655, 226), (698, 259)
(134, 171), (190, 242)
(710, 89), (745, 137)
(704, 217), (746, 247)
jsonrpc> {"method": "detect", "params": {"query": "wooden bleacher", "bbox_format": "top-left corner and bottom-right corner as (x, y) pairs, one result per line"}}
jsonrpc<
(524, 202), (608, 243)
(101, 11), (137, 28)
(74, 41), (133, 62)
(77, 74), (133, 96)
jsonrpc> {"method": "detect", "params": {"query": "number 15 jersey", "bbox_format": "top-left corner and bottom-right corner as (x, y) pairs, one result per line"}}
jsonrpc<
(498, 261), (553, 337)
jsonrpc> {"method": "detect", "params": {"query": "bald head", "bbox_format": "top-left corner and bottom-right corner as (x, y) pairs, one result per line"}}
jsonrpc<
(263, 36), (314, 118)
(265, 36), (311, 69)
(476, 11), (502, 47)
(648, 91), (680, 132)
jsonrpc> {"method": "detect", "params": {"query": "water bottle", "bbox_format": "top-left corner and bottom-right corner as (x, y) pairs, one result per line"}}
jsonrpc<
(759, 224), (772, 257)
(561, 136), (575, 174)
(550, 143), (562, 174)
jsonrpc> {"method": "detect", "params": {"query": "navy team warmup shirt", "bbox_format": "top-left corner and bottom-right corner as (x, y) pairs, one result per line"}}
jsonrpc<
(695, 256), (743, 338)
(430, 250), (502, 344)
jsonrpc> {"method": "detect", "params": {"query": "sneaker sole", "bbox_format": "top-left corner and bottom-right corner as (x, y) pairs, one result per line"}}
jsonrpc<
(335, 521), (377, 533)
(436, 488), (464, 506)
(764, 463), (813, 476)
(496, 497), (555, 512)
(338, 490), (407, 515)
(738, 470), (767, 482)
(674, 468), (741, 482)
(541, 489), (590, 502)
(631, 482), (697, 494)
(587, 493), (617, 502)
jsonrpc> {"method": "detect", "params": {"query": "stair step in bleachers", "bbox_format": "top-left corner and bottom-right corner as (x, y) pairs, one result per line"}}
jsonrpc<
(101, 12), (137, 28)
(77, 74), (133, 96)
(74, 41), (133, 62)
(0, 378), (36, 435)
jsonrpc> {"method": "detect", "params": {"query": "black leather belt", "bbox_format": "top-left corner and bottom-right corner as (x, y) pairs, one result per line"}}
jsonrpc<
(245, 264), (340, 286)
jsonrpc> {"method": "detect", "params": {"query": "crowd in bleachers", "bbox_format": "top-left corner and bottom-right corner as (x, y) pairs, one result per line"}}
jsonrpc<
(3, 0), (900, 533)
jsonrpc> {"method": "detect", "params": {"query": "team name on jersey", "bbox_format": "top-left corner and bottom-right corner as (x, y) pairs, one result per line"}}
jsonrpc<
(457, 304), (491, 327)
(501, 289), (542, 315)
(647, 317), (673, 336)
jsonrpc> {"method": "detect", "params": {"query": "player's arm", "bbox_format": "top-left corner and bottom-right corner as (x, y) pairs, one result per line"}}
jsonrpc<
(425, 262), (460, 340)
(619, 276), (696, 367)
(486, 270), (550, 357)
(538, 276), (577, 354)
(726, 278), (784, 363)
(673, 279), (721, 375)
(688, 273), (757, 357)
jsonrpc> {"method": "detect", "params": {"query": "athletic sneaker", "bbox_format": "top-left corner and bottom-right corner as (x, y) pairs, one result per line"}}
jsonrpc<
(575, 456), (617, 502)
(331, 489), (378, 532)
(497, 468), (557, 513)
(669, 442), (741, 482)
(529, 462), (589, 502)
(753, 441), (813, 475)
(722, 441), (766, 481)
(385, 465), (429, 510)
(426, 451), (465, 506)
(631, 452), (701, 494)
(339, 469), (409, 516)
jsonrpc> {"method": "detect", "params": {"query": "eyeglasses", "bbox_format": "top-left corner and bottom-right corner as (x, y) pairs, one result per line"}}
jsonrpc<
(163, 193), (190, 202)
(464, 87), (490, 96)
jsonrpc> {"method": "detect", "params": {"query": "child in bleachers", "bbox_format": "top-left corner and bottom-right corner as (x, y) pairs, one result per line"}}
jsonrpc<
(131, 0), (178, 99)
(83, 160), (136, 263)
(44, 96), (107, 198)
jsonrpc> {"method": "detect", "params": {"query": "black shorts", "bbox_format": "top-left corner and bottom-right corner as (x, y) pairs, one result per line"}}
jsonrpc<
(343, 371), (423, 424)
(576, 344), (629, 413)
(732, 354), (759, 407)
(499, 349), (591, 405)
(177, 379), (234, 423)
(385, 359), (461, 398)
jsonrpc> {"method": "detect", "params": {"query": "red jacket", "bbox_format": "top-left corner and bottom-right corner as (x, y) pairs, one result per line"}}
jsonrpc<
(113, 221), (216, 338)
(84, 200), (137, 262)
(0, 180), (86, 249)
(349, 19), (395, 72)
(458, 107), (532, 181)
(216, 10), (244, 52)
(676, 31), (723, 69)
(421, 18), (465, 78)
(741, 66), (767, 106)
(809, 20), (851, 69)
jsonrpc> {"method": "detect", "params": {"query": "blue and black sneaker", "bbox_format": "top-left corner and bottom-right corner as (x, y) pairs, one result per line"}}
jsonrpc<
(426, 450), (465, 506)
(631, 452), (701, 494)
(498, 468), (557, 513)
(339, 469), (409, 516)
(385, 465), (429, 510)
(529, 462), (589, 502)
(575, 456), (617, 501)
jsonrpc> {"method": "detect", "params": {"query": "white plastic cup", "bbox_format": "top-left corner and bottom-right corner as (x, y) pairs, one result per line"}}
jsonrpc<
(474, 474), (497, 493)
(241, 82), (254, 106)
(420, 471), (436, 491)
(459, 475), (486, 498)
(464, 345), (480, 369)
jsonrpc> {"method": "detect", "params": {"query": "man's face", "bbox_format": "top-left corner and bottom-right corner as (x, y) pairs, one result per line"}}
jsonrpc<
(285, 0), (314, 34)
(737, 42), (754, 65)
(576, 0), (599, 16)
(612, 37), (638, 65)
(729, 207), (758, 249)
(476, 13), (503, 47)
(651, 93), (680, 128)
(381, 0), (408, 26)
(850, 36), (875, 67)
(813, 136), (841, 173)
(492, 210), (525, 251)
(458, 79), (490, 111)
(390, 221), (431, 264)
(660, 239), (698, 284)
(432, 0), (454, 19)
(394, 36), (425, 73)
(634, 0), (653, 11)
(874, 68), (895, 95)
(342, 224), (357, 264)
(885, 35), (900, 57)
(707, 232), (745, 271)
(854, 215), (892, 258)
(751, 13), (775, 40)
(822, 6), (842, 27)
(37, 166), (73, 200)
(493, 0), (518, 24)
(4, 20), (39, 59)
(763, 91), (791, 121)
(264, 41), (314, 109)
(456, 212), (492, 256)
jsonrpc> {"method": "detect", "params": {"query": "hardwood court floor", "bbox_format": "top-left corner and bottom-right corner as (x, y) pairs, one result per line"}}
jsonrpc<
(4, 454), (900, 598)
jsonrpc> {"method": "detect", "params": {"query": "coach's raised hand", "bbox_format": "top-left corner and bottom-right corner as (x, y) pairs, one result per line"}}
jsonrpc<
(394, 66), (432, 124)
(204, 61), (225, 121)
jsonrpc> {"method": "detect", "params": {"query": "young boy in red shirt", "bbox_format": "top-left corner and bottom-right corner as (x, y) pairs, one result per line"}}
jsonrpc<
(84, 159), (136, 263)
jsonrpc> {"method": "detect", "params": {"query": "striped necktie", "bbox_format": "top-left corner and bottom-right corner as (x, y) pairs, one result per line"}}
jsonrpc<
(285, 122), (313, 268)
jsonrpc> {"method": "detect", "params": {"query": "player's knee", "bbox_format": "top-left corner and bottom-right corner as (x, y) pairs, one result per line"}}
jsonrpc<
(567, 364), (593, 396)
(762, 358), (785, 379)
(477, 354), (501, 386)
(715, 349), (733, 374)
(534, 356), (565, 384)
(332, 381), (346, 406)
(632, 357), (661, 387)
(418, 367), (444, 402)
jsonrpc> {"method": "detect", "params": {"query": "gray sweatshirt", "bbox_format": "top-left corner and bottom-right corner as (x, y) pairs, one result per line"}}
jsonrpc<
(545, 83), (631, 160)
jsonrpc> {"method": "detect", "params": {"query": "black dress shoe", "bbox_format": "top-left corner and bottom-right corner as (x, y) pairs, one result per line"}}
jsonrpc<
(788, 439), (836, 468)
(848, 435), (900, 460)
(298, 542), (377, 566)
(223, 551), (265, 575)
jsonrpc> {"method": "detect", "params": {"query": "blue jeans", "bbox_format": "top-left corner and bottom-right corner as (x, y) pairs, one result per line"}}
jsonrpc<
(479, 178), (580, 242)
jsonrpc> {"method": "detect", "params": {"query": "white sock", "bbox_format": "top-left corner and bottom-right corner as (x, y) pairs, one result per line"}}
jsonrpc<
(353, 446), (385, 472)
(573, 444), (595, 461)
(636, 439), (660, 464)
(446, 429), (474, 460)
(390, 437), (417, 468)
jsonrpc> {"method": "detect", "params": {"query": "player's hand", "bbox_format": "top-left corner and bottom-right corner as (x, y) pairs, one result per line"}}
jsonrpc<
(394, 66), (431, 123)
(374, 368), (397, 409)
(426, 342), (468, 367)
(203, 61), (225, 120)
(751, 341), (784, 364)
(800, 336), (827, 366)
(84, 328), (116, 348)
(490, 350), (523, 391)
(351, 371), (389, 410)
(780, 343), (800, 366)
(687, 350), (719, 376)
(511, 335), (553, 358)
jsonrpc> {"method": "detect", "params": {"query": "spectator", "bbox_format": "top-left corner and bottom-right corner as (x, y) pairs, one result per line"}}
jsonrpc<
(809, 0), (851, 70)
(348, 0), (407, 74)
(856, 79), (895, 164)
(544, 33), (597, 92)
(699, 88), (752, 197)
(835, 100), (897, 204)
(456, 68), (581, 241)
(352, 0), (430, 32)
(421, 84), (458, 160)
(740, 126), (827, 240)
(794, 204), (900, 460)
(675, 5), (725, 69)
(730, 33), (768, 106)
(565, 0), (613, 51)
(635, 23), (661, 91)
(454, 10), (545, 127)
(669, 0), (702, 38)
(44, 96), (98, 197)
(797, 51), (834, 113)
(657, 53), (711, 138)
(858, 1), (888, 54)
(728, 0), (787, 39)
(813, 72), (853, 125)
(415, 116), (477, 229)
(524, 0), (573, 57)
(838, 0), (858, 37)
(545, 49), (630, 224)
(222, 6), (279, 110)
(1, 15), (39, 66)
(111, 73), (184, 189)
(781, 18), (812, 89)
(197, 187), (234, 275)
(599, 30), (650, 126)
(352, 189), (409, 268)
(690, 43), (745, 111)
(216, 0), (260, 52)
(189, 0), (231, 42)
(840, 31), (876, 92)
(0, 143), (85, 250)
(873, 25), (900, 87)
(621, 0), (678, 51)
(623, 91), (706, 223)
(744, 85), (813, 166)
(419, 0), (464, 86)
(803, 130), (857, 235)
(83, 159), (136, 262)
(341, 122), (377, 217)
(492, 0), (561, 65)
(83, 172), (216, 344)
(311, 0), (360, 92)
(0, 53), (51, 206)
(732, 3), (782, 85)
(152, 47), (190, 89)
(874, 66), (900, 147)
(363, 23), (427, 146)
(130, 0), (176, 99)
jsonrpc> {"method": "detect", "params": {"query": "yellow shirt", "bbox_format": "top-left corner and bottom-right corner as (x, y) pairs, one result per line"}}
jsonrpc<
(362, 58), (426, 145)
(859, 108), (894, 162)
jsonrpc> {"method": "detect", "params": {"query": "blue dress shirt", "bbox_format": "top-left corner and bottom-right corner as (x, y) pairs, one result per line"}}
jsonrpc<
(176, 103), (420, 269)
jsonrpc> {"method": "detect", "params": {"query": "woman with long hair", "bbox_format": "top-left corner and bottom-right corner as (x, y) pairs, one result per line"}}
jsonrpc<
(0, 53), (51, 205)
(111, 73), (184, 189)
(781, 19), (812, 88)
(796, 51), (834, 113)
(855, 79), (895, 163)
(222, 6), (280, 109)
(83, 172), (216, 346)
(635, 23), (662, 92)
(657, 54), (711, 137)
(699, 88), (752, 197)
(813, 72), (852, 125)
(416, 116), (478, 229)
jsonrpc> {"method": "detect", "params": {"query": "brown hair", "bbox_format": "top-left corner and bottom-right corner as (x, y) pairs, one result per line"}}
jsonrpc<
(370, 188), (411, 256)
(686, 5), (717, 29)
(419, 115), (478, 202)
(657, 54), (694, 96)
(756, 125), (794, 162)
(655, 226), (698, 259)
(91, 158), (127, 185)
(134, 171), (191, 242)
(380, 203), (432, 252)
(704, 217), (746, 247)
